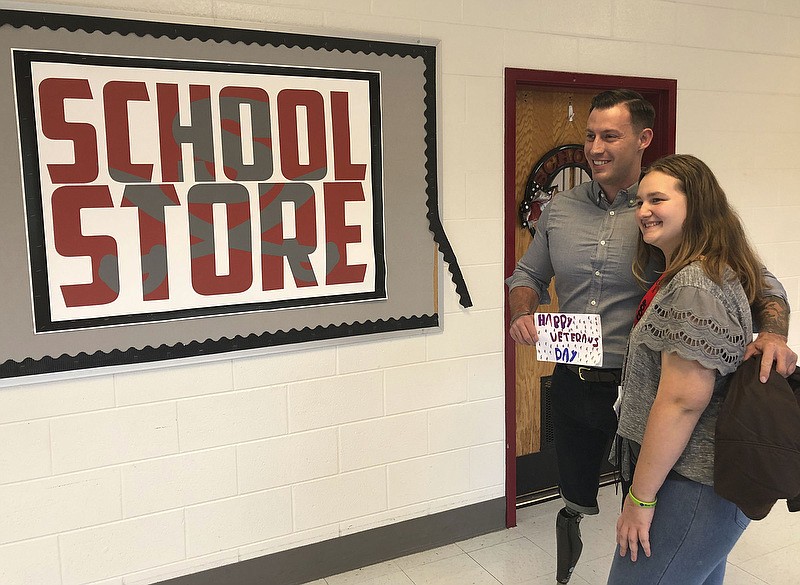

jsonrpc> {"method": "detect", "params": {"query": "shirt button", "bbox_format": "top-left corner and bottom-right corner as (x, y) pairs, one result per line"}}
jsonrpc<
(609, 211), (615, 216)
(595, 270), (601, 276)
(590, 300), (597, 306)
(600, 240), (606, 246)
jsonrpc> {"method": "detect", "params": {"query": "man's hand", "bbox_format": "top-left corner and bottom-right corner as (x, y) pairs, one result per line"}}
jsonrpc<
(508, 286), (540, 346)
(749, 295), (796, 381)
(510, 313), (539, 346)
(744, 332), (798, 382)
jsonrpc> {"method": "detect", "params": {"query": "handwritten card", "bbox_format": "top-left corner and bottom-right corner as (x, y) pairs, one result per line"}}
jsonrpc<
(535, 312), (603, 366)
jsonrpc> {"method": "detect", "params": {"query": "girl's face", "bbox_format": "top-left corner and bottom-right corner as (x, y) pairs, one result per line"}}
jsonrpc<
(636, 170), (688, 261)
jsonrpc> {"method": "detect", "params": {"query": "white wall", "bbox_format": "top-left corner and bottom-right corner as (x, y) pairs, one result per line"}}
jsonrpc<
(1, 1), (799, 584)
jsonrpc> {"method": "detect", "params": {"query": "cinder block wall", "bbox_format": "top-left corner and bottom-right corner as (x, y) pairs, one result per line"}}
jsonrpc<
(1, 1), (798, 584)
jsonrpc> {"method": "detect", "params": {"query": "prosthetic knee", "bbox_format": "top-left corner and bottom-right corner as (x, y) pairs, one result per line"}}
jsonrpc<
(555, 507), (583, 584)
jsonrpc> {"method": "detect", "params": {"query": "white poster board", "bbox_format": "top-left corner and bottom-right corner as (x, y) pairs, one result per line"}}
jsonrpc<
(535, 312), (603, 367)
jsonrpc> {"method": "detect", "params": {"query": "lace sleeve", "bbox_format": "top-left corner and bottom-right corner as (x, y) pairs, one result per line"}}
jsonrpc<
(638, 284), (748, 376)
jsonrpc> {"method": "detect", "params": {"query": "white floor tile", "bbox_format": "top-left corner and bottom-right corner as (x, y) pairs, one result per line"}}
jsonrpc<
(512, 573), (590, 585)
(729, 504), (800, 565)
(402, 554), (502, 585)
(736, 541), (800, 585)
(393, 544), (464, 571)
(720, 564), (769, 585)
(301, 486), (800, 585)
(326, 560), (405, 585)
(457, 526), (525, 553)
(572, 552), (614, 585)
(327, 573), (414, 585)
(468, 537), (554, 584)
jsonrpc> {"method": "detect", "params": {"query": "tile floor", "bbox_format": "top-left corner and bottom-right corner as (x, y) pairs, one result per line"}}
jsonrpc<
(301, 484), (800, 585)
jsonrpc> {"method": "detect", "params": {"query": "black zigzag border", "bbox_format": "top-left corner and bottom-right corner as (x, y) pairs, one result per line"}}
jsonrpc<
(1, 315), (439, 378)
(0, 8), (470, 379)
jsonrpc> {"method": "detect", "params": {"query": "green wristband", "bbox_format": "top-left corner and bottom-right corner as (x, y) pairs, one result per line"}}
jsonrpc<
(628, 487), (657, 508)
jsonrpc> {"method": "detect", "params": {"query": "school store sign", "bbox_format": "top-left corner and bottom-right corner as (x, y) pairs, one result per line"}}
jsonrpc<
(0, 10), (470, 382)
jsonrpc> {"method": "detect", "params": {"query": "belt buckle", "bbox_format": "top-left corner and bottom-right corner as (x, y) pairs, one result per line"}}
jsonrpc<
(578, 366), (590, 381)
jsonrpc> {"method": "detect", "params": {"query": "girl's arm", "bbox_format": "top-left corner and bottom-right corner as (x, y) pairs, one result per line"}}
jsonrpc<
(616, 350), (716, 561)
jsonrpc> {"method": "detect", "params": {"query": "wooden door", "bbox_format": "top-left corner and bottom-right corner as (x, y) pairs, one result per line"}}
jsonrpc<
(504, 70), (677, 526)
(514, 89), (594, 499)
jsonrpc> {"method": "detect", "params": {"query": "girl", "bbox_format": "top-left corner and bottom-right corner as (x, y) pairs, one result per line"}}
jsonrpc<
(607, 154), (763, 585)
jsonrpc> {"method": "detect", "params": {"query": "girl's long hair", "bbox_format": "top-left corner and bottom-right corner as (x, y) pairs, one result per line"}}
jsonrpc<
(632, 154), (765, 303)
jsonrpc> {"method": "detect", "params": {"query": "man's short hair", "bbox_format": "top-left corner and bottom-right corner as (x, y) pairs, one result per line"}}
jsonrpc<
(590, 89), (655, 131)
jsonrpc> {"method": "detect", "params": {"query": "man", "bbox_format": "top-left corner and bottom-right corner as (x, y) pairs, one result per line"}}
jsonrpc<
(506, 89), (797, 584)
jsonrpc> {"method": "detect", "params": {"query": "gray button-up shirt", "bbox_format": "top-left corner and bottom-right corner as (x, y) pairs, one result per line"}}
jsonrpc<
(505, 180), (786, 369)
(506, 181), (651, 368)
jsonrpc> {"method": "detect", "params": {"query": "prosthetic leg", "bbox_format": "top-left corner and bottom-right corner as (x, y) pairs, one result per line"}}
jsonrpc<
(555, 507), (583, 583)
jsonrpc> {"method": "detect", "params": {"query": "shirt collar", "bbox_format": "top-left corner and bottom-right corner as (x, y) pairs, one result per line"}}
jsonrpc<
(591, 180), (639, 208)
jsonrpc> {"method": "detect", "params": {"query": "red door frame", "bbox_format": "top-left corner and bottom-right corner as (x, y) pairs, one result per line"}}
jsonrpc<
(504, 69), (677, 527)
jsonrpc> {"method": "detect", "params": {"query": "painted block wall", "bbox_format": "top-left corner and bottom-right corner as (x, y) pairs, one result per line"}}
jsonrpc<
(0, 1), (799, 584)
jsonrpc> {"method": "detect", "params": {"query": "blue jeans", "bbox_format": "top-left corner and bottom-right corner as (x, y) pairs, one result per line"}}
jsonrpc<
(607, 475), (750, 585)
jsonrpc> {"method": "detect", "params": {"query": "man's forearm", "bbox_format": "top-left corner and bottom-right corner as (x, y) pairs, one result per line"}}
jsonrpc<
(753, 295), (791, 337)
(509, 286), (540, 320)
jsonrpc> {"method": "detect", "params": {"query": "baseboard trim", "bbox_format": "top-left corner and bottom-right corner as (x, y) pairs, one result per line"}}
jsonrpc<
(158, 497), (506, 585)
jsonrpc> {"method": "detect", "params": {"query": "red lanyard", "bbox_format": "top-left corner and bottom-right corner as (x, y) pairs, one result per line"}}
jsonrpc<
(634, 275), (664, 326)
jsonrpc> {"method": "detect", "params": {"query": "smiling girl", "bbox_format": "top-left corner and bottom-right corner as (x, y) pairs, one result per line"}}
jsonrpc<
(607, 154), (765, 585)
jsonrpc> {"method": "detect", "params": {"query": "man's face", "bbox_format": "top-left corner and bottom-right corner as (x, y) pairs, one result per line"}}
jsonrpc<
(584, 105), (652, 194)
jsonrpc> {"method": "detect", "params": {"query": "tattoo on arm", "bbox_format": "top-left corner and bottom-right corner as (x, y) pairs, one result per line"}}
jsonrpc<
(753, 296), (790, 337)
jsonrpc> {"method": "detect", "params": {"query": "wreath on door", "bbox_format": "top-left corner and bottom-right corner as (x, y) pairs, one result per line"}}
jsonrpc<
(519, 144), (592, 236)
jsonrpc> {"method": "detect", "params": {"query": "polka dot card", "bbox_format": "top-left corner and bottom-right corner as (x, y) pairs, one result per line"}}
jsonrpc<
(534, 312), (603, 367)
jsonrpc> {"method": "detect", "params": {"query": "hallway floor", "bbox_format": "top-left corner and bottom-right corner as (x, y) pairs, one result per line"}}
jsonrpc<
(301, 484), (800, 585)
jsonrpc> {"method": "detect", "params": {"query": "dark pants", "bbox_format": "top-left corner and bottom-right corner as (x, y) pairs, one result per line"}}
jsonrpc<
(551, 364), (619, 515)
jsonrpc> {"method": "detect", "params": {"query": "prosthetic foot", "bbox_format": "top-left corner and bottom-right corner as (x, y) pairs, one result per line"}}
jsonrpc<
(555, 507), (583, 584)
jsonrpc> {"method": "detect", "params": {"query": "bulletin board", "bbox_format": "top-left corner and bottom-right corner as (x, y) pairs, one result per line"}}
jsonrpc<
(0, 9), (471, 382)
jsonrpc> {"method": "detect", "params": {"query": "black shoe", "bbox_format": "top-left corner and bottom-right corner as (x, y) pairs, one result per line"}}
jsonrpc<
(555, 507), (583, 584)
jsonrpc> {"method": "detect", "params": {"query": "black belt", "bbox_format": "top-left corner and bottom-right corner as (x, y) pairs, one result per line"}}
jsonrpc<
(565, 364), (621, 384)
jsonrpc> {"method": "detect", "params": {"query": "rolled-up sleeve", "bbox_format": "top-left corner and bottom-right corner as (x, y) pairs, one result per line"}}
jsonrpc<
(761, 266), (789, 305)
(751, 267), (790, 334)
(505, 205), (554, 304)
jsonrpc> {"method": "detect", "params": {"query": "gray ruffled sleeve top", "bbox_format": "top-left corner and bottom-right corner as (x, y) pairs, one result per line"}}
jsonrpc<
(616, 261), (753, 486)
